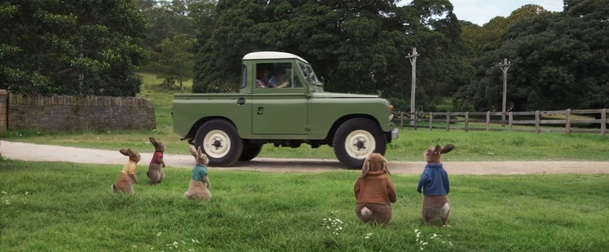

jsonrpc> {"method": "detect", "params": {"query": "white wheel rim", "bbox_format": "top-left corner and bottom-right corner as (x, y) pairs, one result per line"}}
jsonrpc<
(344, 129), (376, 159)
(203, 129), (231, 159)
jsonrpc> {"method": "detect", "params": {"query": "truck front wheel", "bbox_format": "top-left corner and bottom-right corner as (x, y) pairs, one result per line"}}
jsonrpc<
(333, 118), (387, 169)
(194, 120), (244, 167)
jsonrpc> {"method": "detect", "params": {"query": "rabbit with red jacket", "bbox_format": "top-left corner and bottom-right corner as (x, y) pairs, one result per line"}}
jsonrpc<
(417, 144), (454, 226)
(112, 148), (141, 195)
(147, 137), (166, 185)
(353, 153), (397, 225)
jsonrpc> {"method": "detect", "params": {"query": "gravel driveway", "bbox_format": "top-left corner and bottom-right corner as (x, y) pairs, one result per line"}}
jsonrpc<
(2, 140), (608, 175)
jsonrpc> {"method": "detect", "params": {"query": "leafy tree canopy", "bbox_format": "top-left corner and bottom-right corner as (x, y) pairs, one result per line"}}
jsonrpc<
(0, 0), (148, 96)
(455, 0), (609, 111)
(192, 0), (473, 111)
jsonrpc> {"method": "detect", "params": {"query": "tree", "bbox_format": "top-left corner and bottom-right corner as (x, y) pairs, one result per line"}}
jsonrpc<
(455, 0), (609, 111)
(0, 0), (148, 96)
(148, 34), (197, 90)
(191, 0), (472, 111)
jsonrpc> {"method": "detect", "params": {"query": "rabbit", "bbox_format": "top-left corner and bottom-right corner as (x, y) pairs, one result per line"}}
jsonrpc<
(147, 137), (166, 185)
(112, 148), (141, 195)
(417, 144), (455, 227)
(353, 153), (397, 225)
(185, 146), (212, 201)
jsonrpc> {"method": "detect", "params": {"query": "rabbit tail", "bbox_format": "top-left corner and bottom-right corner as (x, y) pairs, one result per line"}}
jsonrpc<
(114, 173), (134, 195)
(361, 207), (373, 218)
(185, 179), (212, 201)
(356, 203), (392, 225)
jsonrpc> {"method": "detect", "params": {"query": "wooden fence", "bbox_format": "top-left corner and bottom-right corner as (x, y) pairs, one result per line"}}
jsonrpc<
(393, 108), (609, 135)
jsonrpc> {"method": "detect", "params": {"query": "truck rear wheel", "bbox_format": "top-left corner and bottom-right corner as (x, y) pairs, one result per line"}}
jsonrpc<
(333, 118), (387, 169)
(239, 143), (263, 161)
(194, 120), (243, 167)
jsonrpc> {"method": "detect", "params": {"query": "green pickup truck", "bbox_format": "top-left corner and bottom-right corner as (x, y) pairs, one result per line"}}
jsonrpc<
(172, 51), (399, 169)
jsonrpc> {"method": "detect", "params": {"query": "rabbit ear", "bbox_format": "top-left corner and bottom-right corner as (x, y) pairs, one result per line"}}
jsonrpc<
(119, 149), (130, 156)
(189, 146), (199, 158)
(441, 144), (454, 154)
(433, 145), (442, 154)
(382, 156), (391, 175)
(197, 147), (209, 165)
(361, 156), (370, 176)
(149, 137), (157, 146)
(201, 154), (209, 165)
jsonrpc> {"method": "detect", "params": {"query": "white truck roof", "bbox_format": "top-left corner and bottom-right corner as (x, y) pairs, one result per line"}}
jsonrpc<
(243, 51), (309, 63)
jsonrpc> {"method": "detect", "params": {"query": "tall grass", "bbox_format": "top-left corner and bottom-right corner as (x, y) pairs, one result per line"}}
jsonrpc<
(1, 159), (608, 251)
(1, 72), (608, 161)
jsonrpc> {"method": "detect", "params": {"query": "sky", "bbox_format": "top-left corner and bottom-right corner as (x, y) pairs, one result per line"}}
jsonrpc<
(402, 0), (565, 26)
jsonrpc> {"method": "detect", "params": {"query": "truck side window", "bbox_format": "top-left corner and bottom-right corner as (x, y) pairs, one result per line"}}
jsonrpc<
(255, 63), (273, 88)
(269, 63), (294, 88)
(241, 64), (247, 89)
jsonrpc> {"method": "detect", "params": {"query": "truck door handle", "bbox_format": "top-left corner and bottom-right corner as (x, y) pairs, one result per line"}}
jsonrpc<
(257, 107), (264, 115)
(237, 97), (245, 106)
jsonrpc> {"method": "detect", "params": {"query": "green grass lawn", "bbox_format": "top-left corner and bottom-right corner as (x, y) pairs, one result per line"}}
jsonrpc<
(1, 159), (608, 251)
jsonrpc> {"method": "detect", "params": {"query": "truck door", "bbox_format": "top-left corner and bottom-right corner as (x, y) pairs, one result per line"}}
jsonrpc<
(252, 63), (308, 135)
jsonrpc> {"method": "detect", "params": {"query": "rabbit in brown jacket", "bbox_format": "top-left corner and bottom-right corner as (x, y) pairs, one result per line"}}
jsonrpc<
(147, 137), (166, 185)
(112, 149), (141, 195)
(185, 146), (212, 201)
(417, 144), (454, 226)
(353, 153), (397, 225)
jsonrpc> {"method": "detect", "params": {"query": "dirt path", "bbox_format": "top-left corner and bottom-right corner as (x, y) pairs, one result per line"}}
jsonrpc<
(1, 140), (608, 175)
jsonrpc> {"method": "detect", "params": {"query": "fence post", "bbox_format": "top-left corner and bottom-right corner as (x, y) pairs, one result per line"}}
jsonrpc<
(400, 111), (404, 129)
(535, 110), (540, 133)
(565, 108), (571, 134)
(446, 112), (450, 131)
(429, 112), (433, 131)
(0, 89), (6, 132)
(508, 112), (513, 132)
(485, 111), (490, 131)
(414, 112), (418, 130)
(601, 108), (607, 135)
(464, 112), (469, 132)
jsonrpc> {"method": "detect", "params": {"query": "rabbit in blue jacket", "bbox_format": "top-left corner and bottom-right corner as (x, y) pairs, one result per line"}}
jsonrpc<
(417, 144), (454, 226)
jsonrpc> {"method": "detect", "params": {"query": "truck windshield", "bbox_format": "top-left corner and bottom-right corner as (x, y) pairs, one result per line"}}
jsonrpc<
(298, 61), (322, 86)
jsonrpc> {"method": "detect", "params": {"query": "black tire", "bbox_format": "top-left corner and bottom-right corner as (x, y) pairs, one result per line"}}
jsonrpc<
(239, 143), (263, 161)
(194, 120), (244, 167)
(333, 118), (387, 169)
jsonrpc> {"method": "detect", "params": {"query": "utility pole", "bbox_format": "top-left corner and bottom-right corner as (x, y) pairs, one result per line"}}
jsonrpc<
(497, 58), (512, 126)
(405, 47), (419, 126)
